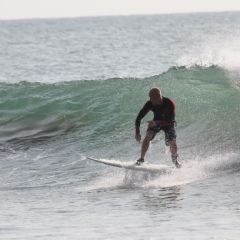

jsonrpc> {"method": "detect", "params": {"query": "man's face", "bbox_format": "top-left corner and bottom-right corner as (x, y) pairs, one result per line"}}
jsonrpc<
(149, 93), (158, 105)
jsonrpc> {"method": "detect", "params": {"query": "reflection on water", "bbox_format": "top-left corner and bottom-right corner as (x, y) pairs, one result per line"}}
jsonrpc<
(123, 170), (182, 213)
(137, 187), (182, 215)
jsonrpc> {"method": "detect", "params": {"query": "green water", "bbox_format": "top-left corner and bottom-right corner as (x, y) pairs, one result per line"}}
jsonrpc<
(1, 66), (239, 158)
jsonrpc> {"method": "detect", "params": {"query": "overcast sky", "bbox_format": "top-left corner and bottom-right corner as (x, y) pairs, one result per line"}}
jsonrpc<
(0, 0), (240, 20)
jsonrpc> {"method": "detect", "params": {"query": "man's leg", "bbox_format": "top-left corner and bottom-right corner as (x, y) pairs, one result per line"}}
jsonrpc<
(164, 126), (181, 168)
(140, 130), (154, 159)
(169, 140), (178, 157)
(169, 140), (181, 168)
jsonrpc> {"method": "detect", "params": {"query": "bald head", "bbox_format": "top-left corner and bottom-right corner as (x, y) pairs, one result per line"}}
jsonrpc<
(149, 87), (162, 97)
(149, 87), (163, 105)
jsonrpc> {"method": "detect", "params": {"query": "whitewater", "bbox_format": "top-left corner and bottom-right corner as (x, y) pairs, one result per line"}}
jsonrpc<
(1, 12), (240, 239)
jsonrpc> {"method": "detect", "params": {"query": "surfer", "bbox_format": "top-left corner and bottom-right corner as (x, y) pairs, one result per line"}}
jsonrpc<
(135, 87), (181, 168)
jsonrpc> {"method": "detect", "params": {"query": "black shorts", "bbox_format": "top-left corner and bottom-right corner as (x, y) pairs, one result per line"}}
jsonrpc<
(147, 124), (177, 146)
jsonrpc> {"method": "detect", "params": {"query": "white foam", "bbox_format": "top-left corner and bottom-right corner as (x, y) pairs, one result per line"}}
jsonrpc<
(79, 152), (240, 191)
(143, 152), (240, 188)
(177, 33), (240, 72)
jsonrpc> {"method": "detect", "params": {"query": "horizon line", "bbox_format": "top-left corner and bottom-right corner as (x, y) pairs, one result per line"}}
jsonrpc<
(0, 10), (239, 21)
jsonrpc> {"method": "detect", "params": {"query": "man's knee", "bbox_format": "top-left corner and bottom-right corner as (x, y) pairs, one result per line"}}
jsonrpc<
(144, 131), (155, 141)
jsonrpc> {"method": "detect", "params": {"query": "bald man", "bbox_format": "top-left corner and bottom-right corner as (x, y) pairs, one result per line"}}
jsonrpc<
(135, 87), (181, 168)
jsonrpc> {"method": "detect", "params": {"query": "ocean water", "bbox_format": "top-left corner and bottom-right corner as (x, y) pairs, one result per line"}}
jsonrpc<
(1, 12), (240, 239)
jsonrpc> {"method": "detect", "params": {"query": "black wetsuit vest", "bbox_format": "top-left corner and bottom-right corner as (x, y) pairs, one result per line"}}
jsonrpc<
(135, 97), (176, 134)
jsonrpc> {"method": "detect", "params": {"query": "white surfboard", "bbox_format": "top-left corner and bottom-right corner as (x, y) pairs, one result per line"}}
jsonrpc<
(87, 157), (173, 173)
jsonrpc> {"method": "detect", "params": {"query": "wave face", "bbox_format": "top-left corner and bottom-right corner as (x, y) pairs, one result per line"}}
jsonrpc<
(1, 65), (239, 161)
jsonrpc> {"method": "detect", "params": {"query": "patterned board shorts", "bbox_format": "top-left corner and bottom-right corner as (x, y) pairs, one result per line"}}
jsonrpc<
(147, 124), (177, 146)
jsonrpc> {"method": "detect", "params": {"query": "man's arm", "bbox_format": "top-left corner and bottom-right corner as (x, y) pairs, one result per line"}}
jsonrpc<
(135, 101), (151, 142)
(168, 99), (176, 122)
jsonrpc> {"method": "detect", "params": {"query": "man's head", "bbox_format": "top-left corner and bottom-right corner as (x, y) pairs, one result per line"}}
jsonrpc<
(149, 87), (163, 105)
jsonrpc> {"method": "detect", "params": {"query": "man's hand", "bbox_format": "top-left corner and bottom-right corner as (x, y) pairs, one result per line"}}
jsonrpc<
(135, 133), (141, 142)
(147, 121), (157, 128)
